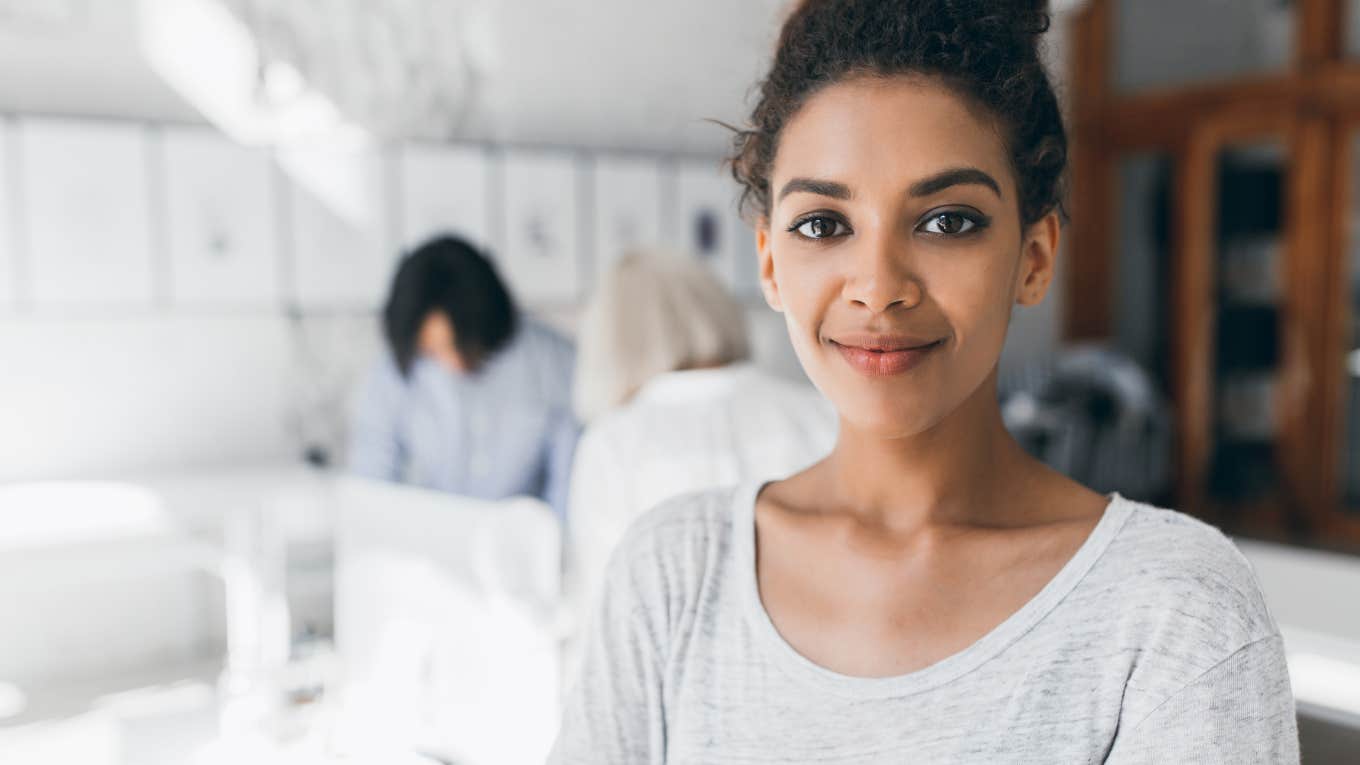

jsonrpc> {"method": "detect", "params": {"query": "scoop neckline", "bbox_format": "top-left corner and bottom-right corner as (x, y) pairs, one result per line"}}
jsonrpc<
(734, 480), (1134, 699)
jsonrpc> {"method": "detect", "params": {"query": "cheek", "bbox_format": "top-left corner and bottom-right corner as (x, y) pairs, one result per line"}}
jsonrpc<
(765, 251), (839, 389)
(943, 268), (1011, 332)
(931, 252), (1019, 378)
(771, 246), (830, 306)
(770, 253), (841, 346)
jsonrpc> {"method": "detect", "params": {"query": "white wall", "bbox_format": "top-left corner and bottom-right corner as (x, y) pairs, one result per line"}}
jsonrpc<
(0, 311), (391, 482)
(0, 314), (297, 481)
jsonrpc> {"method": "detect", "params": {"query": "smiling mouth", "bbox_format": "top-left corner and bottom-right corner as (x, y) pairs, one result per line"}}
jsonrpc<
(829, 338), (944, 376)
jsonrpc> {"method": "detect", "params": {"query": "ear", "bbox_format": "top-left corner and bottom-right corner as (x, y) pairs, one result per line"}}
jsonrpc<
(756, 223), (784, 312)
(1015, 211), (1061, 307)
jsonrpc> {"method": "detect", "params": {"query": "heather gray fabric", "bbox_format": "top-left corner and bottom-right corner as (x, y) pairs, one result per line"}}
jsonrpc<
(550, 482), (1299, 764)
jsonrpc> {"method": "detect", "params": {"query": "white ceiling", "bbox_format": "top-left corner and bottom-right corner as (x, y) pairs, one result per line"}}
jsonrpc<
(0, 0), (1072, 154)
(0, 1), (199, 123)
(463, 0), (791, 153)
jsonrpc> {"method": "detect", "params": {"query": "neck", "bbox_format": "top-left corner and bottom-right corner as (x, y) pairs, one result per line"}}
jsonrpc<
(821, 366), (1034, 533)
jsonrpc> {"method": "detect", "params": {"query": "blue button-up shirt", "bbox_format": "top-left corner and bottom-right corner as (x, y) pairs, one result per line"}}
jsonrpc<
(346, 318), (579, 519)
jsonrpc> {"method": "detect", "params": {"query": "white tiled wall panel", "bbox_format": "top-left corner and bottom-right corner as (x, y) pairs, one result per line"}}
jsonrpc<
(20, 119), (155, 308)
(673, 157), (757, 294)
(281, 146), (395, 310)
(590, 154), (664, 279)
(161, 127), (280, 306)
(399, 143), (492, 255)
(499, 150), (582, 303)
(0, 119), (16, 309)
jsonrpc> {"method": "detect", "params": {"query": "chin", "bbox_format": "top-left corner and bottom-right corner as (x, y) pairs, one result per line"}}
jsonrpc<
(825, 383), (948, 439)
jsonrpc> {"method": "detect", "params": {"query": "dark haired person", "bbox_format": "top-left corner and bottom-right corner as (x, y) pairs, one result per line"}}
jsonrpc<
(347, 235), (578, 519)
(551, 1), (1297, 762)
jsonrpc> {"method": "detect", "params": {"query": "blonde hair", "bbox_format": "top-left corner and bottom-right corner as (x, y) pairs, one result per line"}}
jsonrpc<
(573, 250), (751, 422)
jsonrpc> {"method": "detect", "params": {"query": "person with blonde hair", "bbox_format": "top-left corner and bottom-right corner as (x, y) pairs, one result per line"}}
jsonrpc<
(565, 250), (836, 642)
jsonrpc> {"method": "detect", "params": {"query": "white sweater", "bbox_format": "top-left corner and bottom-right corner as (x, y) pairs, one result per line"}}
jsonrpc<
(564, 363), (837, 636)
(552, 483), (1299, 763)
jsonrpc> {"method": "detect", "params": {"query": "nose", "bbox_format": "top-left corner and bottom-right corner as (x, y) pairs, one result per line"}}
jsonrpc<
(840, 228), (924, 314)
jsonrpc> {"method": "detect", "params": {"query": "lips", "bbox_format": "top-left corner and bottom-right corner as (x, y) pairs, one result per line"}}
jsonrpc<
(829, 334), (944, 376)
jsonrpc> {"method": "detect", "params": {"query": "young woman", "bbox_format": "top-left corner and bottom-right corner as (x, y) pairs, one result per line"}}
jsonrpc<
(550, 1), (1298, 762)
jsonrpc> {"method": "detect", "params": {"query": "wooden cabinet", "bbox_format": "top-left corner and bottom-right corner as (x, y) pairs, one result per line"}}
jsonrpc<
(1068, 0), (1360, 552)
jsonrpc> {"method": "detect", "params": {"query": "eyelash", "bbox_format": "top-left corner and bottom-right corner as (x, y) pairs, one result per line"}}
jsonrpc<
(786, 213), (849, 240)
(785, 209), (991, 241)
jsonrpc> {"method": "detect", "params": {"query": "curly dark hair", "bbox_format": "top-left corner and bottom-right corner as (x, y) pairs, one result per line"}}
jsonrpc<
(383, 235), (519, 377)
(729, 0), (1067, 227)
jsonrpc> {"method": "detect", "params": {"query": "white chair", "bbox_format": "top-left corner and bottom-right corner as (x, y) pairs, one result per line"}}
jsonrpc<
(331, 478), (562, 765)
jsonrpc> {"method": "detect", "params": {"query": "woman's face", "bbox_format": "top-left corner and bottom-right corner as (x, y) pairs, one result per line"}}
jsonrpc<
(757, 76), (1059, 438)
(418, 311), (467, 373)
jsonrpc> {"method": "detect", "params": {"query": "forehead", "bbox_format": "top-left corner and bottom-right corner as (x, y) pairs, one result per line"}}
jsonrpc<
(772, 76), (1014, 200)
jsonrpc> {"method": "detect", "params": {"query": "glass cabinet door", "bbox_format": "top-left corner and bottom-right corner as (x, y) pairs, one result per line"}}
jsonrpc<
(1347, 0), (1360, 59)
(1174, 117), (1321, 539)
(1336, 130), (1360, 529)
(1113, 154), (1174, 391)
(1208, 141), (1287, 507)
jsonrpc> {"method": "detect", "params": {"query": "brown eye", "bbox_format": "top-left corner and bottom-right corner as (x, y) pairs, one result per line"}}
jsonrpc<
(792, 216), (848, 239)
(921, 211), (977, 236)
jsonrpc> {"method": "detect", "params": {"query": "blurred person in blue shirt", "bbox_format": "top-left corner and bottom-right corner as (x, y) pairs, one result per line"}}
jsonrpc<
(347, 235), (579, 519)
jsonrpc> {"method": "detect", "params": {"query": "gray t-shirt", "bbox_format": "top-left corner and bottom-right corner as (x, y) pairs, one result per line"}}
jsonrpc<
(549, 482), (1299, 763)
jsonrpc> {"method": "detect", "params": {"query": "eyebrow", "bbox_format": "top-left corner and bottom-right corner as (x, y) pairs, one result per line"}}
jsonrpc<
(777, 177), (853, 202)
(776, 167), (1003, 204)
(909, 167), (1002, 199)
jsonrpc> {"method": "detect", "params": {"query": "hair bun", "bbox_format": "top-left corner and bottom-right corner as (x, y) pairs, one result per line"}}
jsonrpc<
(1012, 0), (1051, 15)
(942, 0), (1050, 55)
(1011, 0), (1052, 34)
(731, 0), (1068, 225)
(979, 0), (1049, 28)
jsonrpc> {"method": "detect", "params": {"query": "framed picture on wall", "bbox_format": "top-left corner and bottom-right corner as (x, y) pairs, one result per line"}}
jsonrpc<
(280, 145), (396, 310)
(498, 149), (582, 303)
(674, 158), (756, 295)
(0, 119), (15, 309)
(161, 127), (280, 306)
(399, 143), (492, 254)
(590, 155), (663, 278)
(19, 118), (155, 308)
